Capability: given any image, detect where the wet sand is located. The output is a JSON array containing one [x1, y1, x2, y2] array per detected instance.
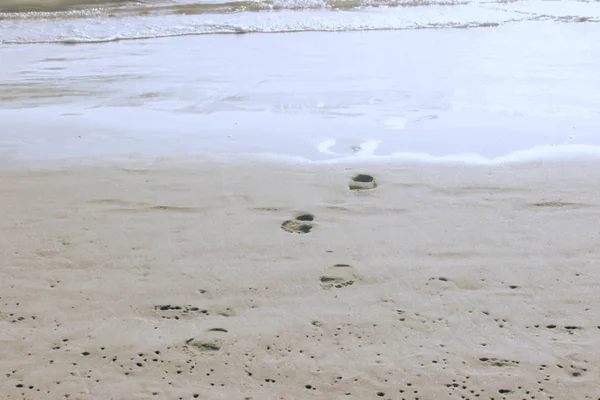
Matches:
[[2, 0, 600, 398], [1, 158, 600, 399]]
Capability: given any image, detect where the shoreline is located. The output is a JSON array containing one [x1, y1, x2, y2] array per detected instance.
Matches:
[[2, 23, 600, 163], [1, 158, 599, 399], [6, 140, 600, 170], [2, 2, 600, 397]]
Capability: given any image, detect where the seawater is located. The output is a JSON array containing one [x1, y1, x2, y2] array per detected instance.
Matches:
[[1, 0, 599, 163], [1, 0, 599, 44]]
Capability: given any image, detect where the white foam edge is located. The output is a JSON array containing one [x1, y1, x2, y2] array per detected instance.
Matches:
[[8, 144, 600, 171], [225, 144, 600, 166], [315, 139, 381, 156]]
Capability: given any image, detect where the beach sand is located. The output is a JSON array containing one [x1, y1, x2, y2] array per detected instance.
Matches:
[[1, 158, 600, 399]]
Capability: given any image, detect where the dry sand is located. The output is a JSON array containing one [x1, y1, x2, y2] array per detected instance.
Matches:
[[1, 158, 600, 400]]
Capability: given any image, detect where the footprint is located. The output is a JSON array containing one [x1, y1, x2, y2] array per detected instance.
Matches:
[[478, 357, 520, 367], [349, 174, 377, 191], [281, 214, 315, 234], [207, 328, 228, 333], [320, 264, 361, 290], [183, 338, 223, 356], [153, 305, 236, 320], [153, 305, 207, 320]]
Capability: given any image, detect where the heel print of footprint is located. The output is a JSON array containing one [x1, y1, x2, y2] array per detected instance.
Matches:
[[320, 264, 361, 290], [281, 214, 315, 234], [349, 174, 377, 191]]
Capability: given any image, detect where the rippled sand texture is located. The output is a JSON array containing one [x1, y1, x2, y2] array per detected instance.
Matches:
[[1, 160, 600, 399]]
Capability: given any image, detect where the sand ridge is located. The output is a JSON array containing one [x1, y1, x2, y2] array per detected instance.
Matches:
[[1, 160, 600, 399]]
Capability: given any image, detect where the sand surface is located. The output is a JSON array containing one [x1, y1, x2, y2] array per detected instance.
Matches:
[[1, 158, 600, 399]]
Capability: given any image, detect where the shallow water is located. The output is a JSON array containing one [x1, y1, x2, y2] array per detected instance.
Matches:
[[1, 0, 598, 43], [1, 0, 599, 163]]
